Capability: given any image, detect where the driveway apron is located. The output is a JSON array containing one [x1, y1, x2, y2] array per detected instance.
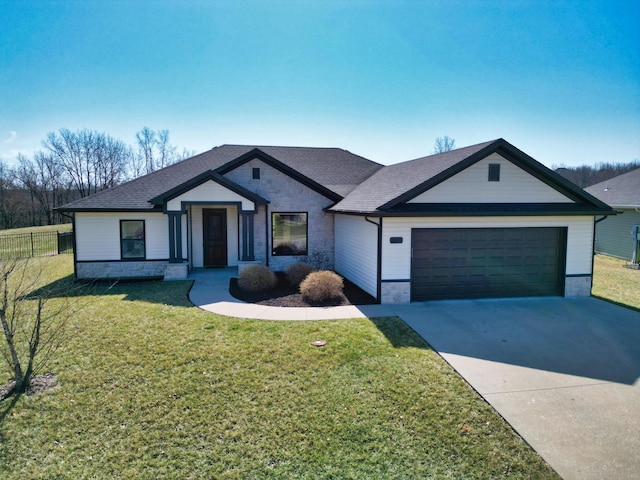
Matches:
[[395, 297, 640, 480]]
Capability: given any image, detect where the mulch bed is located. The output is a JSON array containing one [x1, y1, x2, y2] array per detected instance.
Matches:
[[229, 272, 376, 307]]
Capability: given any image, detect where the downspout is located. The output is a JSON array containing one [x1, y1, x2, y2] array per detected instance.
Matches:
[[60, 211, 77, 279], [365, 216, 382, 304]]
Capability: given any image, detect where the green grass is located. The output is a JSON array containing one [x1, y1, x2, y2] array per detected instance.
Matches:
[[0, 224, 72, 235], [592, 254, 640, 310], [0, 256, 559, 479], [0, 224, 73, 259]]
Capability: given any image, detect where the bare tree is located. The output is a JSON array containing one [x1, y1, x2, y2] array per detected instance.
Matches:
[[0, 259, 72, 398], [136, 126, 157, 174], [16, 152, 66, 225], [433, 135, 456, 154], [134, 127, 189, 175], [43, 128, 130, 198], [0, 160, 23, 229]]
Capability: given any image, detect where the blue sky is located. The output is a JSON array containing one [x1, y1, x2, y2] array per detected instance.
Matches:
[[1, 0, 638, 167]]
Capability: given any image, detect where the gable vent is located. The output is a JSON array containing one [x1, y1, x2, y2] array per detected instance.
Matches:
[[488, 164, 500, 182]]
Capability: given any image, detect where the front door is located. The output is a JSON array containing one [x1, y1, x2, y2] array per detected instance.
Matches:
[[203, 209, 227, 267]]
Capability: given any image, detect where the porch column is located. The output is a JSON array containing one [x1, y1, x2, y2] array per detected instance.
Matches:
[[175, 213, 183, 262], [168, 214, 176, 263], [167, 212, 183, 264], [241, 212, 255, 261]]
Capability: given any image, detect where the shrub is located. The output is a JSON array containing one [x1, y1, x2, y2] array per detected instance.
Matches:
[[285, 262, 315, 288], [299, 270, 344, 303], [237, 264, 277, 292]]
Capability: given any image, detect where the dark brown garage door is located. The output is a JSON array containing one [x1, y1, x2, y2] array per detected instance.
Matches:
[[411, 227, 566, 301]]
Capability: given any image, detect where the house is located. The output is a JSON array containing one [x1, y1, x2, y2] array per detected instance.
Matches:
[[59, 138, 615, 303], [585, 168, 640, 261]]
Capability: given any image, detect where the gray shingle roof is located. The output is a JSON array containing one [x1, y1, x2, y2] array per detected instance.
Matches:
[[59, 139, 614, 216], [59, 145, 383, 211], [331, 140, 497, 213], [332, 138, 614, 215], [584, 168, 640, 208]]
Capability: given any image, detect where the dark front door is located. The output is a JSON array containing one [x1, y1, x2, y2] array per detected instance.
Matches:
[[203, 209, 227, 267]]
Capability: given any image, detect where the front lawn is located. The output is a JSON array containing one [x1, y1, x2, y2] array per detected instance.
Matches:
[[0, 256, 557, 478]]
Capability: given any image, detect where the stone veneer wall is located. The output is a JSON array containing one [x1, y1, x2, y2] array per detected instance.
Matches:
[[76, 261, 168, 279], [381, 281, 411, 304], [223, 158, 336, 272], [564, 276, 591, 296]]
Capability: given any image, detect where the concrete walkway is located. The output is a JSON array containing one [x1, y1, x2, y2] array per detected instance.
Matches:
[[188, 268, 640, 479], [188, 267, 393, 320]]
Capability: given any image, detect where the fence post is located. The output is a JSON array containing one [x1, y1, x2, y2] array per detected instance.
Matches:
[[31, 232, 34, 257]]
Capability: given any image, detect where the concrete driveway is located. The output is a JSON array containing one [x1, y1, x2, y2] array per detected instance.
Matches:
[[393, 297, 640, 480]]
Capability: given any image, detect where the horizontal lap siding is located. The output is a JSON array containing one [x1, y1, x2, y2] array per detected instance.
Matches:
[[594, 209, 640, 260], [408, 154, 574, 204], [75, 212, 169, 261], [334, 215, 378, 298], [382, 216, 594, 281]]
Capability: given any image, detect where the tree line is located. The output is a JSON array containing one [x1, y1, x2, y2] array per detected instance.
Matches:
[[0, 128, 192, 229], [554, 161, 640, 188]]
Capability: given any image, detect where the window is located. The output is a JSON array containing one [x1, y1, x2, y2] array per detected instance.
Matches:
[[272, 213, 308, 256], [252, 167, 261, 179], [120, 220, 145, 259], [488, 163, 501, 182]]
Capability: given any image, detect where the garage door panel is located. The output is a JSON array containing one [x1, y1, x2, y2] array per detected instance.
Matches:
[[411, 227, 566, 300]]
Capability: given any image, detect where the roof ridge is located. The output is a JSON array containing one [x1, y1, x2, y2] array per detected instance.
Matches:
[[219, 144, 348, 150], [401, 139, 500, 164]]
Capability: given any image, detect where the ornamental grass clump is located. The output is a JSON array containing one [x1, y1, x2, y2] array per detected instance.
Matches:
[[285, 262, 315, 288], [237, 264, 277, 292], [299, 270, 344, 303]]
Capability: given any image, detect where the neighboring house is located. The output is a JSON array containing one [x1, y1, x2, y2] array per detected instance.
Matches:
[[59, 138, 614, 303], [585, 168, 640, 261]]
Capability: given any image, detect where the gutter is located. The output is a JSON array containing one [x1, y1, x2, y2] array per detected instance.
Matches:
[[365, 216, 382, 304]]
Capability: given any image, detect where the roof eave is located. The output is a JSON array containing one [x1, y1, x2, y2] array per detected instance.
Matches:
[[55, 207, 163, 213]]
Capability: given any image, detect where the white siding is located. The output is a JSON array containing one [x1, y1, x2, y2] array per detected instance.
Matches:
[[408, 154, 574, 204], [381, 216, 594, 280], [189, 205, 239, 267], [334, 214, 378, 297], [166, 180, 255, 211], [75, 212, 169, 261]]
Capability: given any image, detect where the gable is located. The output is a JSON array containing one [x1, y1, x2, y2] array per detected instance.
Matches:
[[165, 179, 258, 212], [407, 153, 574, 204], [216, 148, 343, 202], [222, 158, 337, 210]]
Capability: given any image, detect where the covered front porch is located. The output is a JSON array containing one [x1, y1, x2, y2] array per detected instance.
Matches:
[[151, 171, 269, 280]]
